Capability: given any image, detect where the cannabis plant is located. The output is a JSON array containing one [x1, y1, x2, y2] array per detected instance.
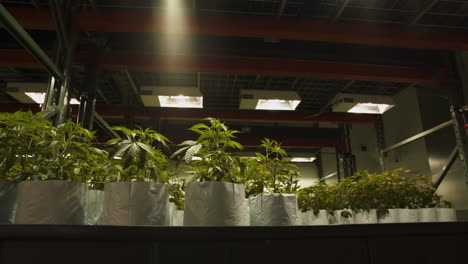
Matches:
[[76, 147, 120, 190], [171, 118, 243, 182], [341, 169, 449, 217], [38, 120, 98, 181], [0, 111, 97, 182], [255, 138, 300, 193], [297, 184, 330, 215], [235, 156, 267, 198], [0, 111, 52, 181], [107, 126, 171, 182], [168, 178, 186, 210]]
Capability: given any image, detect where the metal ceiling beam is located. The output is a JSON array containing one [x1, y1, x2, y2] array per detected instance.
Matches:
[[94, 112, 121, 139], [276, 0, 287, 18], [0, 5, 64, 81], [123, 69, 143, 106], [94, 52, 448, 85], [332, 0, 350, 23], [3, 7, 468, 50], [0, 49, 450, 85], [0, 104, 379, 125], [30, 0, 40, 9], [88, 0, 97, 12], [411, 0, 439, 25], [49, 0, 68, 49]]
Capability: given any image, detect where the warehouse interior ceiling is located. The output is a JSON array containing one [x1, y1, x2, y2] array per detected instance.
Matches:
[[0, 0, 464, 146]]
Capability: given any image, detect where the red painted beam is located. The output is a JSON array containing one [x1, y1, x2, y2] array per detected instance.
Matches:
[[95, 52, 444, 84], [5, 7, 468, 51], [3, 7, 55, 30], [0, 49, 445, 84]]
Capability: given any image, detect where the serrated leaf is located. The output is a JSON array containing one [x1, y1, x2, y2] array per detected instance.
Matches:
[[184, 144, 202, 163]]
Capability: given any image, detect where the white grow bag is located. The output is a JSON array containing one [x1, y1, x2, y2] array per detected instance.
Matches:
[[244, 198, 251, 226], [353, 209, 378, 224], [172, 210, 184, 226], [419, 208, 437, 222], [85, 190, 104, 225], [378, 209, 400, 223], [301, 210, 329, 225], [168, 203, 177, 226], [15, 180, 86, 224], [0, 179, 17, 224], [249, 193, 299, 226], [102, 182, 170, 226], [184, 181, 246, 226], [330, 210, 355, 225], [399, 208, 419, 223], [437, 208, 457, 222]]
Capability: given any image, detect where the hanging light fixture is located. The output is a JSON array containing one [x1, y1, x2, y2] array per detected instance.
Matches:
[[140, 86, 203, 108], [239, 90, 301, 111], [330, 93, 395, 114], [6, 82, 80, 105]]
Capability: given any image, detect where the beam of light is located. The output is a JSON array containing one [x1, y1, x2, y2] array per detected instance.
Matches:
[[161, 0, 190, 59]]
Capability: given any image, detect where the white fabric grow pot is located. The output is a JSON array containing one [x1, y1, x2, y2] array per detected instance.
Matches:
[[249, 193, 299, 226], [436, 208, 457, 222], [0, 179, 18, 224], [172, 210, 184, 226], [184, 181, 246, 226], [244, 198, 251, 226], [300, 212, 308, 225], [331, 210, 355, 225], [353, 210, 378, 224], [102, 182, 169, 226], [15, 181, 86, 224], [84, 189, 104, 225], [378, 209, 400, 223], [168, 203, 177, 226], [419, 208, 437, 222], [399, 208, 419, 223], [302, 210, 329, 225]]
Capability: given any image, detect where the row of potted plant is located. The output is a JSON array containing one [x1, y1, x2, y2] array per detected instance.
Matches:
[[0, 112, 301, 225], [0, 111, 456, 226], [297, 169, 456, 225]]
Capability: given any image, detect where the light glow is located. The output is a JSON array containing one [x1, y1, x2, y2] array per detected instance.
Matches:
[[191, 156, 202, 161], [69, 98, 81, 105], [255, 99, 301, 111], [158, 95, 203, 108], [25, 92, 45, 104], [347, 103, 394, 114], [289, 157, 316, 163], [25, 92, 80, 105]]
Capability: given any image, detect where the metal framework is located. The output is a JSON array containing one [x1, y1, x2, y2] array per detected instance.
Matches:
[[0, 2, 117, 137]]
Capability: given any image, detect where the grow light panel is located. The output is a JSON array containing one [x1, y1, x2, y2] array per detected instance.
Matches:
[[240, 90, 301, 111], [141, 86, 204, 108], [255, 99, 301, 111], [289, 157, 316, 163], [330, 93, 395, 115], [347, 103, 394, 114], [69, 98, 80, 105], [25, 92, 80, 105], [25, 92, 45, 104], [158, 95, 203, 108]]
